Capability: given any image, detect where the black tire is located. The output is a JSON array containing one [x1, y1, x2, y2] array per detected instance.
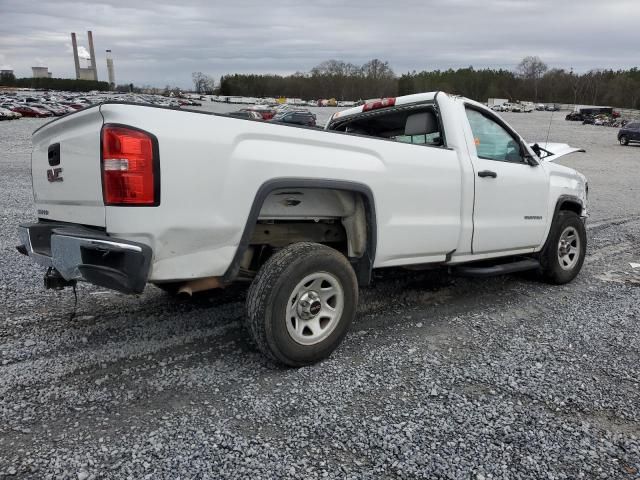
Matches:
[[620, 135, 629, 146], [246, 242, 358, 367], [538, 210, 586, 284]]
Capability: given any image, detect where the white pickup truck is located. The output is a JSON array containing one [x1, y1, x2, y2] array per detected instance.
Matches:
[[18, 92, 588, 366]]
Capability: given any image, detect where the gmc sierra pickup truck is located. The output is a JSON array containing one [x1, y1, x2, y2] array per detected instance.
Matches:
[[18, 92, 588, 366]]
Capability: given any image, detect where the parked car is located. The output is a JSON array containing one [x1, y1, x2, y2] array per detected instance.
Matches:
[[30, 104, 68, 116], [11, 105, 52, 117], [545, 104, 559, 112], [18, 91, 588, 366], [566, 111, 584, 121], [271, 110, 317, 127], [245, 105, 277, 120], [228, 110, 263, 120], [178, 99, 202, 107], [60, 102, 87, 110], [520, 102, 534, 113], [618, 121, 640, 145], [536, 104, 546, 111], [0, 107, 22, 120]]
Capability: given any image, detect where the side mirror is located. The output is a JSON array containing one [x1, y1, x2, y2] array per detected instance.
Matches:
[[531, 143, 542, 157], [520, 139, 539, 166]]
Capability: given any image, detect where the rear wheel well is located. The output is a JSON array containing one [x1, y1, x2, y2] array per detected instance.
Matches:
[[240, 187, 374, 285]]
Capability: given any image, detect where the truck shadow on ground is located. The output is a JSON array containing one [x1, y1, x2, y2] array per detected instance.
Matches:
[[69, 266, 542, 368]]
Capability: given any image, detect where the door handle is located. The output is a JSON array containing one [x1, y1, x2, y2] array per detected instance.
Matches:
[[478, 170, 497, 178]]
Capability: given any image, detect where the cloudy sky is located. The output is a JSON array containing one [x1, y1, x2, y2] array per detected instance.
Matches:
[[1, 0, 639, 88]]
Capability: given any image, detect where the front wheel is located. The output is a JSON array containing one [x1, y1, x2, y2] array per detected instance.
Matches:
[[620, 135, 629, 146], [539, 211, 586, 284], [246, 242, 358, 367]]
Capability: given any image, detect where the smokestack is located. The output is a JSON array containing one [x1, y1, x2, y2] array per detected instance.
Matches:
[[87, 30, 97, 81], [106, 49, 115, 88], [71, 32, 81, 79]]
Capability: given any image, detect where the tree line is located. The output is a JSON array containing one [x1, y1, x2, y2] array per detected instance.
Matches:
[[0, 73, 111, 92], [209, 57, 640, 109], [216, 59, 396, 100]]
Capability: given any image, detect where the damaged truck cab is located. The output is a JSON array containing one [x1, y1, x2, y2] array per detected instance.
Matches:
[[18, 92, 588, 366]]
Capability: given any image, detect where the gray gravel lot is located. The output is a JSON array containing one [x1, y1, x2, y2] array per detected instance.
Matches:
[[1, 110, 639, 479]]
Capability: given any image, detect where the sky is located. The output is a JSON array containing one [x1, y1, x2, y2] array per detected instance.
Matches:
[[1, 0, 639, 89]]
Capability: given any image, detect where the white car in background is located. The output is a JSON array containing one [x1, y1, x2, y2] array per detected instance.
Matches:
[[0, 106, 22, 120], [520, 102, 535, 113]]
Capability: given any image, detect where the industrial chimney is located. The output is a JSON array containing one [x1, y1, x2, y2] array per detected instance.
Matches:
[[71, 32, 81, 79], [87, 31, 98, 81], [71, 31, 99, 81], [106, 50, 115, 88]]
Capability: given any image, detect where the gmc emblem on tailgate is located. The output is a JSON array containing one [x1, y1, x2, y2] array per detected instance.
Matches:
[[47, 167, 63, 182]]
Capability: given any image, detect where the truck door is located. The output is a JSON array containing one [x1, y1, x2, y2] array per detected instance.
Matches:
[[464, 106, 549, 253]]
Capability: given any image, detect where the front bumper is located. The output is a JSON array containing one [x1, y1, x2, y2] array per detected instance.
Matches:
[[18, 222, 152, 294]]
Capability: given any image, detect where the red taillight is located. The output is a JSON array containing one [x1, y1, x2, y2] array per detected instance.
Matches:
[[362, 97, 396, 112], [101, 125, 159, 206]]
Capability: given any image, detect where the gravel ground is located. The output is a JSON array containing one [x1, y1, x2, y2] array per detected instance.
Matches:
[[1, 110, 639, 479]]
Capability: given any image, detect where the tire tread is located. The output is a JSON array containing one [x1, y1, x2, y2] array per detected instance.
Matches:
[[539, 210, 586, 284], [246, 242, 355, 366]]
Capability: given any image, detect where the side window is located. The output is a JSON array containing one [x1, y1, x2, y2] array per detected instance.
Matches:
[[465, 108, 523, 163]]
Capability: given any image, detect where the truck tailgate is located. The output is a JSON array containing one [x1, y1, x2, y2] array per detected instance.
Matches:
[[31, 106, 105, 227]]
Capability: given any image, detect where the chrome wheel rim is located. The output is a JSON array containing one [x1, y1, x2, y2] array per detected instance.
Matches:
[[557, 226, 581, 270], [286, 272, 344, 346]]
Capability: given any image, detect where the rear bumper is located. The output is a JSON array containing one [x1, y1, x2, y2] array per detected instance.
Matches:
[[18, 222, 152, 294]]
